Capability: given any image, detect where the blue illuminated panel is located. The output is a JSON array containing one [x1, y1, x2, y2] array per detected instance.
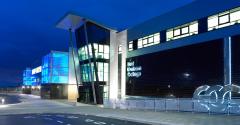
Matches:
[[23, 68, 34, 86], [42, 52, 69, 84]]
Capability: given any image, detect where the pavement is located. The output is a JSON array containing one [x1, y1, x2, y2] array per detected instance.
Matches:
[[0, 94, 240, 125]]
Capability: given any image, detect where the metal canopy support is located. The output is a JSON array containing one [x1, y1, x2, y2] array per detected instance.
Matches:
[[83, 21, 97, 104], [68, 29, 80, 99]]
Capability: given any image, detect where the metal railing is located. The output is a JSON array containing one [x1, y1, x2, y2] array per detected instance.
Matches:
[[104, 98, 240, 115]]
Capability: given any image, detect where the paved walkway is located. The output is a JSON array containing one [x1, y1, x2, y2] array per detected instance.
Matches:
[[0, 94, 240, 125]]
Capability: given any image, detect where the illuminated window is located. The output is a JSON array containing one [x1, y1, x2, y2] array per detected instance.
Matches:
[[78, 43, 109, 83], [118, 45, 122, 54], [167, 21, 198, 41], [78, 43, 109, 60], [104, 45, 109, 59], [154, 33, 160, 43], [137, 33, 160, 49], [81, 62, 109, 82], [208, 7, 240, 31], [128, 41, 133, 51], [42, 52, 69, 84]]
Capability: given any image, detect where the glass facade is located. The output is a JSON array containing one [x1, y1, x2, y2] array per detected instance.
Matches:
[[208, 7, 240, 31], [75, 22, 110, 104], [126, 40, 223, 97], [128, 41, 133, 51], [42, 52, 69, 84], [78, 43, 109, 61], [23, 68, 34, 86], [78, 43, 109, 83], [80, 62, 109, 82]]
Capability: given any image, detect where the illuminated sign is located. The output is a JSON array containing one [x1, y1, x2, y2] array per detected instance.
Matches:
[[32, 66, 42, 75], [127, 61, 142, 78]]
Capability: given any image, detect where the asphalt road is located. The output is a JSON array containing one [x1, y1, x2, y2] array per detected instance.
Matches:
[[0, 113, 150, 125]]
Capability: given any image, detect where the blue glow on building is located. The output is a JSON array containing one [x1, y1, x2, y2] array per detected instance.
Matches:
[[42, 51, 69, 84], [23, 68, 34, 86]]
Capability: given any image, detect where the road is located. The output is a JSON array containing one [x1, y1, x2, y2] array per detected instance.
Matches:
[[0, 113, 149, 125], [0, 94, 151, 125]]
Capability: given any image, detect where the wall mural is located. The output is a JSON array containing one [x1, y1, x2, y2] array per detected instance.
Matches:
[[193, 84, 240, 112]]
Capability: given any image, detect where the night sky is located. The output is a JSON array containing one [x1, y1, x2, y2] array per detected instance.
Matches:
[[0, 0, 193, 87]]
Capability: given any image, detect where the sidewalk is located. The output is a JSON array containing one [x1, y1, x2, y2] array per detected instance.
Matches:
[[0, 95, 240, 125], [55, 100, 240, 125]]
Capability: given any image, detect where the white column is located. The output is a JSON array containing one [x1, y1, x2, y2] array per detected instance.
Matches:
[[109, 30, 119, 99], [68, 31, 80, 101], [118, 30, 128, 99]]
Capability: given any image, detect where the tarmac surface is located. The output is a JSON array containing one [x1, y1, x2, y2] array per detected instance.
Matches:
[[0, 113, 149, 125], [0, 94, 240, 125]]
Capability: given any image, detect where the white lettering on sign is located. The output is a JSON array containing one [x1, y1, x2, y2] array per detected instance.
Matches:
[[127, 61, 142, 78]]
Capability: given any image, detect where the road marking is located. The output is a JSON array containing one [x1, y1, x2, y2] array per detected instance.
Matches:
[[42, 115, 51, 117], [67, 116, 78, 119], [57, 120, 64, 124], [23, 116, 35, 119], [44, 117, 53, 120], [56, 115, 65, 117], [85, 119, 94, 122], [93, 121, 106, 125]]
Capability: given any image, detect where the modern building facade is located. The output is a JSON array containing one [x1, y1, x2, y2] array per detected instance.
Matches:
[[22, 51, 78, 99], [57, 0, 240, 104]]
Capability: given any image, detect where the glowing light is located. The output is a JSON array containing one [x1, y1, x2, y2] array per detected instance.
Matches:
[[32, 66, 42, 75], [183, 72, 190, 77], [42, 52, 69, 84], [22, 86, 25, 89], [1, 99, 5, 104], [37, 85, 41, 90]]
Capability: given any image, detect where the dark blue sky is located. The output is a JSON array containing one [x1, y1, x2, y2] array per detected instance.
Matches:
[[0, 0, 193, 86]]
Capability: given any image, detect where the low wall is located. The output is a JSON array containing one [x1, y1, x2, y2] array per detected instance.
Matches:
[[104, 98, 240, 115]]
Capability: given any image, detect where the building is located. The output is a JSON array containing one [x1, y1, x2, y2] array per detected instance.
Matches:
[[56, 0, 240, 104], [22, 51, 77, 100]]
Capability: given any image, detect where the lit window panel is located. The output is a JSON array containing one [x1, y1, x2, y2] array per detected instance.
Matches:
[[118, 45, 122, 53], [98, 62, 104, 72], [174, 29, 181, 36], [208, 7, 240, 31], [94, 43, 98, 51], [189, 22, 198, 33], [230, 10, 240, 22], [138, 39, 143, 48], [154, 33, 160, 43], [142, 39, 148, 45], [104, 72, 108, 81], [181, 27, 189, 34], [129, 41, 133, 51], [99, 44, 104, 53], [104, 63, 109, 72], [166, 30, 173, 41], [219, 14, 230, 24], [104, 45, 109, 54], [148, 36, 154, 43], [98, 72, 104, 81]]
